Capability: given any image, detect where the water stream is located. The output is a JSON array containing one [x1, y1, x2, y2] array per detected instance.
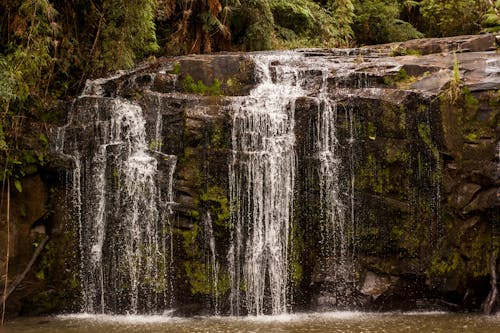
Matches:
[[56, 97, 176, 314], [227, 53, 359, 314], [228, 54, 301, 315]]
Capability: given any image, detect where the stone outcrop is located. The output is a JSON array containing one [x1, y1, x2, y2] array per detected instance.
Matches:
[[1, 34, 498, 316]]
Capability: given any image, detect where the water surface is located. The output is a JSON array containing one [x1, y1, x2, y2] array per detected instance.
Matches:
[[3, 312, 500, 333]]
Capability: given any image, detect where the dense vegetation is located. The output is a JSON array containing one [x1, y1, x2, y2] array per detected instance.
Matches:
[[0, 0, 499, 182]]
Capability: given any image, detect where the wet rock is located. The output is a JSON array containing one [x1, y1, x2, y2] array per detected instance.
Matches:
[[410, 69, 453, 92], [369, 34, 496, 55], [462, 187, 499, 214], [178, 54, 256, 95], [449, 183, 482, 210], [360, 272, 399, 298]]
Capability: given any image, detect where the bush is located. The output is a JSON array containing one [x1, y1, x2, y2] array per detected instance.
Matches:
[[419, 0, 489, 37], [352, 0, 423, 45]]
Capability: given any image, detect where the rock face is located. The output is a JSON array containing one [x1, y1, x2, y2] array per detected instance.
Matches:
[[1, 34, 498, 316]]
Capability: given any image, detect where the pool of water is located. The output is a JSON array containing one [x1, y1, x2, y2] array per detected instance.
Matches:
[[2, 312, 500, 333]]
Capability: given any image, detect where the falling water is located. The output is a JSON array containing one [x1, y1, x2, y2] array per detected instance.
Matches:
[[203, 212, 220, 315], [314, 71, 357, 306], [228, 54, 302, 315], [228, 53, 361, 315], [56, 97, 175, 314]]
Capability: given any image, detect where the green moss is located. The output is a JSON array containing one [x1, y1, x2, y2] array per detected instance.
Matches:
[[356, 153, 391, 194], [390, 226, 403, 239], [148, 140, 163, 151], [367, 121, 376, 140], [200, 185, 230, 227], [429, 250, 464, 276], [399, 108, 406, 130], [463, 87, 479, 116], [210, 123, 224, 148], [189, 209, 200, 220], [418, 123, 439, 161], [467, 234, 490, 278], [385, 145, 409, 164], [383, 68, 415, 87], [390, 46, 422, 56], [19, 204, 27, 217], [183, 258, 231, 296], [173, 62, 181, 75], [183, 75, 221, 96], [180, 223, 201, 257], [225, 77, 243, 95], [291, 258, 303, 284], [488, 90, 500, 108], [184, 261, 212, 295], [177, 147, 202, 189]]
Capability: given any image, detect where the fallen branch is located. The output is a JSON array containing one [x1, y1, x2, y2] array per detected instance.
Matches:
[[483, 251, 498, 315], [1, 236, 50, 303]]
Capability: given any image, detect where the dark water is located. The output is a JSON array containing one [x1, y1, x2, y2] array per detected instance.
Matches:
[[2, 312, 500, 333]]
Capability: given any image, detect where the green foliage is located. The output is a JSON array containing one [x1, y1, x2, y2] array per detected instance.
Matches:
[[172, 63, 181, 75], [14, 179, 22, 193], [0, 0, 58, 115], [0, 0, 162, 190], [329, 0, 356, 46], [482, 0, 500, 33], [229, 0, 276, 51], [390, 45, 422, 56], [100, 0, 159, 71], [384, 68, 409, 84], [443, 53, 462, 104], [419, 0, 489, 36], [271, 0, 353, 48], [352, 0, 423, 45]]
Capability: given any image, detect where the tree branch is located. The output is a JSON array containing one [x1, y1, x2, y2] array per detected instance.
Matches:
[[483, 251, 498, 315], [1, 236, 50, 310]]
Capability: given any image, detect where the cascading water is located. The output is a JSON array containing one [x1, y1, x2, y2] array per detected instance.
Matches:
[[56, 96, 176, 314], [314, 71, 357, 306], [227, 53, 357, 315], [203, 212, 220, 315], [55, 53, 362, 316], [228, 54, 302, 315]]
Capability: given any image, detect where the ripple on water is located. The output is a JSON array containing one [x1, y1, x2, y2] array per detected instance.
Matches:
[[15, 312, 496, 333], [57, 311, 183, 325]]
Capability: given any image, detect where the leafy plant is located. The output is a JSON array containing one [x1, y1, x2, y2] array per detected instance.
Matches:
[[482, 0, 500, 32], [352, 0, 423, 45], [419, 0, 489, 36], [183, 75, 222, 95]]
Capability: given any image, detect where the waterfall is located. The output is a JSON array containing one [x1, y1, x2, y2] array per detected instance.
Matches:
[[227, 53, 359, 315], [203, 212, 220, 315], [56, 97, 176, 314], [315, 74, 356, 305], [228, 54, 302, 315]]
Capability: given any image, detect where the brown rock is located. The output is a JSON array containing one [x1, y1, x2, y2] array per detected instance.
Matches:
[[462, 187, 499, 214], [360, 271, 399, 297], [449, 183, 482, 210]]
